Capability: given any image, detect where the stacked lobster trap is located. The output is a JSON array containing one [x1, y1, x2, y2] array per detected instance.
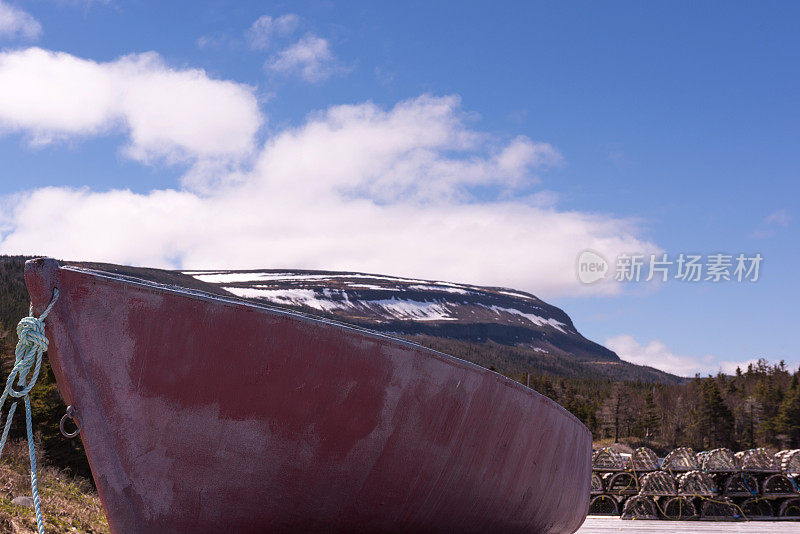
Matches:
[[589, 447, 800, 520]]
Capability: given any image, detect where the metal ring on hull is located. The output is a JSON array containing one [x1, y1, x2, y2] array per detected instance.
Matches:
[[60, 405, 81, 438]]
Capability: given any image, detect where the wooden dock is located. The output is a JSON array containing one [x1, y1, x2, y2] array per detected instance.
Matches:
[[577, 516, 800, 533]]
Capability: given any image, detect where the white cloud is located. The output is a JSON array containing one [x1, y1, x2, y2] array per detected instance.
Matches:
[[246, 14, 299, 50], [0, 89, 659, 299], [267, 34, 342, 82], [606, 334, 721, 376], [607, 335, 799, 377], [0, 1, 41, 40], [58, 0, 110, 6], [764, 209, 791, 227], [196, 34, 225, 50], [751, 208, 791, 239], [717, 359, 760, 375], [0, 48, 261, 164]]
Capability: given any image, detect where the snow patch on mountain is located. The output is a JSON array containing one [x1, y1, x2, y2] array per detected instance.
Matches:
[[194, 271, 434, 286], [487, 305, 568, 333], [407, 284, 472, 294], [186, 269, 577, 335], [224, 287, 455, 321], [190, 272, 296, 283], [367, 298, 454, 321], [224, 287, 346, 312]]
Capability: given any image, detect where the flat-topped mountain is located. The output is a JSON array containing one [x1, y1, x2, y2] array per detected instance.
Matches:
[[183, 269, 620, 363], [0, 256, 679, 383]]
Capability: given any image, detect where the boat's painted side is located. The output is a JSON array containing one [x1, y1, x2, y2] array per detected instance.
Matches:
[[25, 258, 591, 533]]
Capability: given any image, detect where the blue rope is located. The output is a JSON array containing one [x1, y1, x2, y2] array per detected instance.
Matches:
[[740, 471, 757, 497], [789, 474, 800, 493], [0, 289, 59, 534]]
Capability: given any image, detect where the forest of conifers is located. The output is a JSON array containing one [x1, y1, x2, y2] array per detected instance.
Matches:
[[520, 360, 800, 453]]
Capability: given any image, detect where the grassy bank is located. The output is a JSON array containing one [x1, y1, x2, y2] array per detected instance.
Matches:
[[0, 440, 107, 533]]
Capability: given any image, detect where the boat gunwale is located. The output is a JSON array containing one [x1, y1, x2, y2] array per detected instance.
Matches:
[[56, 263, 589, 433]]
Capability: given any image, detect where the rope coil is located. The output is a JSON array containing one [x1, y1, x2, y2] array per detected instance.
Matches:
[[0, 289, 59, 534]]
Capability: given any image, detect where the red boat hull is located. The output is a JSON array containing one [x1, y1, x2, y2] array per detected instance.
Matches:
[[25, 258, 590, 533]]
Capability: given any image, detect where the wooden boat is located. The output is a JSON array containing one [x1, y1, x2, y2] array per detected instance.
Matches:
[[25, 258, 591, 533]]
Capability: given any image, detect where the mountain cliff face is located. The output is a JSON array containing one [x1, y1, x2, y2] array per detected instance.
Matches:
[[182, 269, 620, 362]]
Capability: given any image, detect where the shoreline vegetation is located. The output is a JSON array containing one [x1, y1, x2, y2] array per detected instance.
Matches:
[[521, 359, 800, 455], [0, 440, 107, 533]]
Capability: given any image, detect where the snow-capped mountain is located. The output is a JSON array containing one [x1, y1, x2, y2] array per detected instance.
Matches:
[[183, 269, 619, 362]]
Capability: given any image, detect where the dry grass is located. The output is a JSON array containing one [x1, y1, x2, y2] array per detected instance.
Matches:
[[0, 440, 108, 533], [593, 439, 634, 454]]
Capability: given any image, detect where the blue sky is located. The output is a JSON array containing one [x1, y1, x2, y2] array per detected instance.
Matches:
[[0, 1, 797, 375]]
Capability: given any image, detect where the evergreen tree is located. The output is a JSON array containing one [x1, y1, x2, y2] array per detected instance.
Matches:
[[755, 377, 784, 446], [775, 376, 800, 447], [700, 380, 734, 448], [599, 385, 623, 442], [634, 390, 660, 441]]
